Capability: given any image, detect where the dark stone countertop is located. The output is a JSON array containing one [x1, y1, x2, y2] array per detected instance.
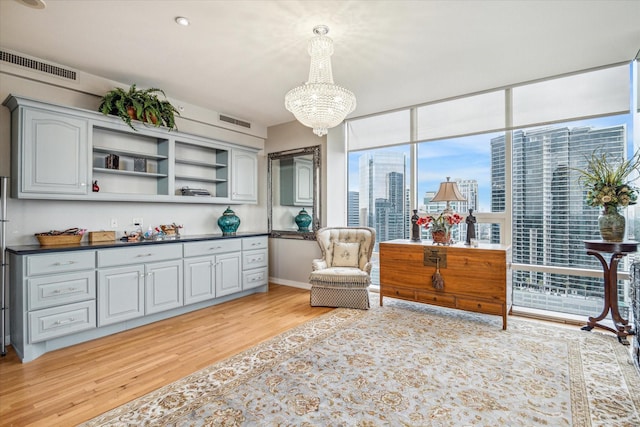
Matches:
[[6, 232, 270, 255]]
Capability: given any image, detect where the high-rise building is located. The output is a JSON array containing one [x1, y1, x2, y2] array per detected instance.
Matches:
[[348, 191, 360, 226], [491, 137, 506, 244], [358, 152, 407, 246], [501, 124, 627, 315]]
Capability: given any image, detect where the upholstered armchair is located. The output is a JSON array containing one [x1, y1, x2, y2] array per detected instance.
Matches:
[[309, 227, 376, 309]]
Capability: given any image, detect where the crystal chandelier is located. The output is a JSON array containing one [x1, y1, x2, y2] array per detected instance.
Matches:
[[285, 25, 356, 137]]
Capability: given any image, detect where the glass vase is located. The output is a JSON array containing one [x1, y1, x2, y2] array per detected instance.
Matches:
[[598, 205, 625, 242]]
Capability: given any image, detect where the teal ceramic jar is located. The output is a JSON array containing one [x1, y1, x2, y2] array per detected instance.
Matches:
[[218, 206, 240, 235], [295, 208, 312, 232]]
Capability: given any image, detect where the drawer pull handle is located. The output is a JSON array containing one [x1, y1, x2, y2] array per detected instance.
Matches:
[[52, 287, 79, 294], [54, 317, 78, 326], [209, 246, 222, 250], [136, 253, 153, 257], [54, 261, 76, 266]]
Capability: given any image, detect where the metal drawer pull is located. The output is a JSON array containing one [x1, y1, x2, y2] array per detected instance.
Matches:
[[136, 253, 153, 257], [54, 317, 78, 326], [209, 246, 222, 250], [54, 261, 76, 266], [52, 287, 79, 294]]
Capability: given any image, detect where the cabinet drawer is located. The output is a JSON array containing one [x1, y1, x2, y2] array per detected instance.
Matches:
[[242, 249, 268, 270], [28, 300, 96, 343], [98, 244, 182, 267], [242, 236, 268, 251], [416, 291, 456, 308], [183, 239, 242, 257], [243, 267, 268, 290], [457, 298, 504, 315], [27, 251, 95, 276], [381, 286, 415, 300], [28, 271, 96, 310]]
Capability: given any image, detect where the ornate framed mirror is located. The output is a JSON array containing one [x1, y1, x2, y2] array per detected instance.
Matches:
[[268, 145, 321, 239]]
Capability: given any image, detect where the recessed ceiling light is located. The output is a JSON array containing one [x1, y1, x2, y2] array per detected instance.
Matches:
[[175, 16, 190, 26], [14, 0, 46, 9]]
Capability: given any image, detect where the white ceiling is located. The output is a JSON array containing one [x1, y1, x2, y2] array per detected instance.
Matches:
[[1, 0, 639, 130]]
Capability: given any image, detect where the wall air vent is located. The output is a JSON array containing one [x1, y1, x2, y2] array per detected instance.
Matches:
[[0, 50, 77, 81], [219, 114, 251, 129]]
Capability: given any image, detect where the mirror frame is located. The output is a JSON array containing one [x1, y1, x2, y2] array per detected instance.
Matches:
[[268, 145, 321, 240]]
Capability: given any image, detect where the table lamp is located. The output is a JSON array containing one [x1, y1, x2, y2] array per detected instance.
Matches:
[[430, 177, 466, 214]]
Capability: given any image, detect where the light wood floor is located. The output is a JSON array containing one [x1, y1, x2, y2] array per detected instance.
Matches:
[[0, 284, 332, 427]]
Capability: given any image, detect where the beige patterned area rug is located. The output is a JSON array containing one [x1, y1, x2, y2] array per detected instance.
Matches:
[[80, 298, 640, 427]]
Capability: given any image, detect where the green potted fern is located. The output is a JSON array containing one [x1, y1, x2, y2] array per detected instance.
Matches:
[[98, 84, 180, 131]]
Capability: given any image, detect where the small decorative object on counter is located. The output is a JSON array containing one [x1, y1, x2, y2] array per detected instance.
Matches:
[[294, 208, 312, 232], [35, 228, 86, 246], [410, 209, 421, 241], [218, 206, 240, 235], [92, 180, 99, 192], [160, 223, 182, 238]]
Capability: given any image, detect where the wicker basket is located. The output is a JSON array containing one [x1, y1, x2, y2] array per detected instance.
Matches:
[[36, 234, 82, 246]]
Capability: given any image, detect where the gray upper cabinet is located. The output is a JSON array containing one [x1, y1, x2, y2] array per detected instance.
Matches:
[[20, 107, 89, 195], [231, 149, 258, 203], [3, 95, 259, 204]]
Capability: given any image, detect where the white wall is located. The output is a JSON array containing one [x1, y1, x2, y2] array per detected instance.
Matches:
[[0, 58, 269, 246]]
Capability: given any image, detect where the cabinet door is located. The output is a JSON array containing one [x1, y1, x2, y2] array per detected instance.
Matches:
[[293, 157, 313, 206], [21, 108, 89, 195], [184, 256, 215, 305], [98, 266, 144, 326], [231, 150, 257, 203], [145, 260, 183, 314], [280, 157, 313, 206], [215, 252, 242, 297]]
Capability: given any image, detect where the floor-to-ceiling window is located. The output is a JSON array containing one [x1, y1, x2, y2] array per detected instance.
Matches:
[[346, 60, 638, 319]]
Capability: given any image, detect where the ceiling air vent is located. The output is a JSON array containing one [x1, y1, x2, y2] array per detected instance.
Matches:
[[0, 50, 77, 81], [219, 114, 251, 129]]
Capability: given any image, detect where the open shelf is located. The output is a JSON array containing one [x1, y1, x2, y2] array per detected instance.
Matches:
[[94, 146, 168, 161], [93, 167, 167, 178]]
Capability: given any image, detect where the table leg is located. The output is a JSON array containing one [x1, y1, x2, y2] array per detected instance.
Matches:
[[582, 250, 633, 345]]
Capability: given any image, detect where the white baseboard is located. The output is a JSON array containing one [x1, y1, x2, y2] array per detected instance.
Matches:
[[269, 277, 311, 290]]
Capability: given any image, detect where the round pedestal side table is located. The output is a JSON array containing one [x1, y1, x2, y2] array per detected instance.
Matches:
[[582, 240, 638, 345]]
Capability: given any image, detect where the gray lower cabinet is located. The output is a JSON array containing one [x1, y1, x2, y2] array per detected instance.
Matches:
[[9, 250, 97, 362], [97, 245, 183, 325], [9, 235, 268, 362], [97, 265, 145, 326], [183, 239, 242, 303], [242, 236, 268, 290]]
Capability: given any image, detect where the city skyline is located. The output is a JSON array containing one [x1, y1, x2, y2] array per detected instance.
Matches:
[[348, 114, 634, 214]]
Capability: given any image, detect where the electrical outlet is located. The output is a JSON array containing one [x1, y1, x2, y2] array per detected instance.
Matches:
[[110, 218, 118, 228], [133, 217, 143, 226]]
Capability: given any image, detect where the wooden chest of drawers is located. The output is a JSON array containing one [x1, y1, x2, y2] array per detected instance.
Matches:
[[379, 240, 512, 329]]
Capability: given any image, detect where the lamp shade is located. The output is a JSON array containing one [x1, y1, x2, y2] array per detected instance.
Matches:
[[431, 177, 466, 202]]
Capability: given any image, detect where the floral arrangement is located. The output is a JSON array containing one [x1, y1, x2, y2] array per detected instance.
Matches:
[[417, 211, 463, 232], [576, 149, 640, 210]]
